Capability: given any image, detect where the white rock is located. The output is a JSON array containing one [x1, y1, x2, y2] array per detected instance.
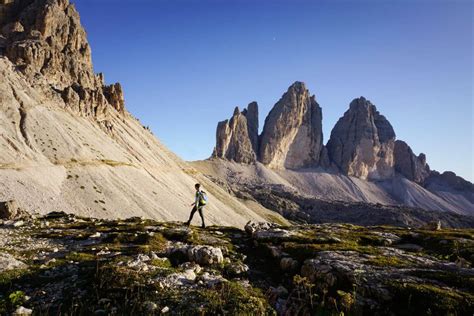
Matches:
[[13, 306, 33, 315], [0, 252, 27, 272]]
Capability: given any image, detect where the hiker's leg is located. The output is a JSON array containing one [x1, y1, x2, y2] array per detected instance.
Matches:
[[187, 206, 197, 224], [198, 207, 205, 227]]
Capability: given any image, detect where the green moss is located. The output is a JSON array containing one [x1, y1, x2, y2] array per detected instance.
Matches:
[[281, 241, 380, 262], [150, 258, 172, 269], [197, 281, 275, 315], [66, 252, 96, 262], [0, 268, 31, 286], [366, 255, 407, 267], [388, 281, 474, 315]]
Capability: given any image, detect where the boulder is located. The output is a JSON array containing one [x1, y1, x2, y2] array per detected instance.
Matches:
[[0, 200, 28, 220], [187, 245, 224, 265], [0, 252, 27, 272], [244, 221, 277, 236]]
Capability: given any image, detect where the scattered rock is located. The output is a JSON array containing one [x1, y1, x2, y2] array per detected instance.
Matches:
[[12, 306, 33, 316], [0, 252, 27, 272], [0, 200, 28, 220], [280, 257, 299, 271], [187, 245, 224, 265]]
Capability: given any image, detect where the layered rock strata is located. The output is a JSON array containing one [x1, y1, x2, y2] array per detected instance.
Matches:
[[0, 0, 124, 119]]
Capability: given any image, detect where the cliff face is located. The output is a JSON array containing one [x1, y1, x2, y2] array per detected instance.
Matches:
[[213, 103, 259, 164], [213, 82, 326, 169], [394, 140, 430, 184], [326, 97, 396, 180], [0, 0, 124, 119], [259, 82, 325, 169]]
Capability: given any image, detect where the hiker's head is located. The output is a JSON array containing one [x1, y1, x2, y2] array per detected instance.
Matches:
[[195, 183, 201, 191]]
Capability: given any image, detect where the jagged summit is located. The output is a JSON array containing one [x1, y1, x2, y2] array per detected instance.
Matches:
[[0, 0, 124, 119], [259, 81, 325, 169], [213, 81, 326, 169], [327, 96, 396, 180], [207, 82, 474, 216], [212, 102, 259, 164]]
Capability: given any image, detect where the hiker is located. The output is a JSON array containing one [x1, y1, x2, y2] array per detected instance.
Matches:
[[185, 183, 207, 228]]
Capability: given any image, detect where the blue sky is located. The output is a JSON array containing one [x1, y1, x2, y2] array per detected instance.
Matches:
[[74, 0, 473, 181]]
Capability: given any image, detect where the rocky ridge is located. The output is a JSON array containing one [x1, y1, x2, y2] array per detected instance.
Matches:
[[209, 83, 473, 216], [0, 0, 284, 226], [213, 82, 327, 169], [0, 0, 124, 121]]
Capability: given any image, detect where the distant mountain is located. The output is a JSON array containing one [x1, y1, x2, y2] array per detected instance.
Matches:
[[203, 82, 473, 217], [0, 0, 286, 226]]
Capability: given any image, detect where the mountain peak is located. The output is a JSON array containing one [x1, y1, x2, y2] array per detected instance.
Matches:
[[0, 0, 125, 118]]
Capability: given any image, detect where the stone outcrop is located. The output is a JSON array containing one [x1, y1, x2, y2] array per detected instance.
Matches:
[[394, 140, 430, 184], [212, 103, 259, 164], [0, 200, 28, 220], [0, 0, 124, 118], [259, 82, 325, 169], [326, 97, 396, 180]]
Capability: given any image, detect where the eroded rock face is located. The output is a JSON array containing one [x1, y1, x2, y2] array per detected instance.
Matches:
[[259, 82, 324, 169], [0, 0, 124, 118], [394, 140, 430, 184], [213, 103, 259, 164], [327, 97, 396, 180]]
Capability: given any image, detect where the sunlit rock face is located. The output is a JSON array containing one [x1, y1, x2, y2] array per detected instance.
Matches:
[[1, 0, 124, 118], [327, 97, 396, 180], [259, 81, 325, 169], [213, 102, 259, 164]]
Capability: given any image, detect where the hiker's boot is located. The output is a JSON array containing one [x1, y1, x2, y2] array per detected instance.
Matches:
[[201, 223, 206, 229], [185, 221, 190, 227]]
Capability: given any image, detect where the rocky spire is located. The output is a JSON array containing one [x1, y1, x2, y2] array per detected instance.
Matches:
[[326, 97, 396, 180], [394, 140, 430, 184], [212, 103, 259, 164], [0, 0, 125, 117], [259, 82, 324, 169]]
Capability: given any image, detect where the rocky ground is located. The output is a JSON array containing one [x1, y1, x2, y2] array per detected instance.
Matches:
[[0, 212, 473, 315], [211, 177, 474, 229]]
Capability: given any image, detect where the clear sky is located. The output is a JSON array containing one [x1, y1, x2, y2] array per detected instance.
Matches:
[[73, 0, 473, 182]]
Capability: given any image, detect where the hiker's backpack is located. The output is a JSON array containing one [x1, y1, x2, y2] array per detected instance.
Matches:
[[199, 191, 208, 205]]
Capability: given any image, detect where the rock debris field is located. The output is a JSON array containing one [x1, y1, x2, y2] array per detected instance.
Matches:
[[0, 212, 473, 315]]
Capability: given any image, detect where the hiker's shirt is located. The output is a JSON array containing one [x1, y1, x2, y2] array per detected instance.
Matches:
[[195, 191, 203, 208]]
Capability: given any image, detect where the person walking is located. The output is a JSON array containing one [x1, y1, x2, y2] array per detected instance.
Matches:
[[185, 183, 207, 228]]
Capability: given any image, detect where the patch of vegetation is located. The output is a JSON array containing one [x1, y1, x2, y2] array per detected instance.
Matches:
[[387, 281, 474, 315], [366, 255, 407, 267]]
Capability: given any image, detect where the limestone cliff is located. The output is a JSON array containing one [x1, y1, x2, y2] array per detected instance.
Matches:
[[326, 97, 396, 180], [259, 82, 325, 169], [0, 0, 124, 118], [212, 103, 259, 164], [394, 140, 430, 184]]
